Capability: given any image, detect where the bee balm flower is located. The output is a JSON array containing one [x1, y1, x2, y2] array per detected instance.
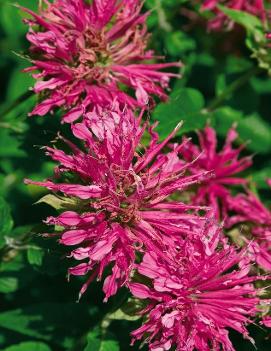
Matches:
[[22, 0, 181, 122], [181, 125, 252, 218], [130, 246, 264, 351], [226, 191, 271, 271], [25, 107, 210, 301]]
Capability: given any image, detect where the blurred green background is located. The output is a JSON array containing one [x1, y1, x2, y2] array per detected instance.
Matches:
[[0, 1, 270, 350]]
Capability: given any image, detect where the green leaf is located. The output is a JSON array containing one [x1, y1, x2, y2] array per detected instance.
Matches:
[[109, 309, 140, 322], [238, 114, 271, 153], [0, 277, 18, 293], [212, 108, 271, 153], [152, 88, 207, 139], [251, 166, 271, 189], [217, 5, 264, 35], [165, 31, 196, 56], [0, 1, 37, 39], [27, 247, 44, 267], [84, 329, 119, 351], [217, 5, 271, 74], [3, 342, 51, 351], [211, 107, 243, 135], [35, 194, 80, 210], [0, 130, 26, 157], [7, 63, 34, 102], [0, 197, 13, 247], [0, 303, 92, 347]]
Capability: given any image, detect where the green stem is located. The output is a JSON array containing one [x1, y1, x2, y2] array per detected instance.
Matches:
[[207, 66, 261, 111], [155, 0, 172, 32], [0, 90, 34, 119]]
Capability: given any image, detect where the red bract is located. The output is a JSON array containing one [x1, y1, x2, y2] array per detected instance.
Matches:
[[181, 125, 252, 218], [226, 191, 271, 271], [25, 107, 210, 301], [130, 246, 264, 351], [21, 0, 181, 122], [201, 0, 266, 31]]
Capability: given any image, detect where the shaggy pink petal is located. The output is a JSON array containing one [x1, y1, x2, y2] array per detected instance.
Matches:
[[130, 247, 264, 351], [24, 179, 102, 199], [181, 125, 252, 218], [226, 192, 271, 271], [261, 317, 271, 328], [22, 0, 180, 120], [26, 107, 212, 300]]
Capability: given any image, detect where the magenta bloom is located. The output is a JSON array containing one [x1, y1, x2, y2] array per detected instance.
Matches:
[[25, 107, 209, 300], [201, 0, 266, 31], [130, 246, 263, 351], [181, 125, 252, 218], [22, 0, 180, 122], [226, 192, 271, 271], [261, 316, 271, 328]]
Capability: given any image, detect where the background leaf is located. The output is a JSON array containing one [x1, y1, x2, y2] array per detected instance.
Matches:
[[84, 329, 120, 351], [0, 196, 13, 246], [3, 341, 51, 351], [153, 88, 206, 138]]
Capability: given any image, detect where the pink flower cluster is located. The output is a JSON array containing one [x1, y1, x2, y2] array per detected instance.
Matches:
[[22, 0, 180, 122], [201, 0, 266, 31], [130, 247, 263, 351], [26, 107, 211, 301], [181, 125, 252, 218], [22, 1, 270, 350]]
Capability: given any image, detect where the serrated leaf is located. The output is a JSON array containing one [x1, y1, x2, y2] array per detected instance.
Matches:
[[153, 88, 207, 139], [0, 277, 18, 293], [3, 341, 51, 351]]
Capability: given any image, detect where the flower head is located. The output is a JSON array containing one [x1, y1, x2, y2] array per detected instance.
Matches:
[[226, 191, 271, 271], [22, 0, 180, 122], [201, 0, 266, 31], [25, 107, 210, 300], [181, 125, 252, 218], [130, 246, 264, 351]]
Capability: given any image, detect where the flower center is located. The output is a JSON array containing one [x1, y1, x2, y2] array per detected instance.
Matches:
[[71, 28, 112, 82]]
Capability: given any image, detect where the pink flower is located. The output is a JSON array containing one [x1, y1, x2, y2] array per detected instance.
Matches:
[[181, 125, 252, 218], [261, 316, 271, 328], [25, 107, 210, 300], [130, 246, 264, 351], [201, 0, 266, 31], [21, 0, 181, 122], [226, 192, 271, 271]]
